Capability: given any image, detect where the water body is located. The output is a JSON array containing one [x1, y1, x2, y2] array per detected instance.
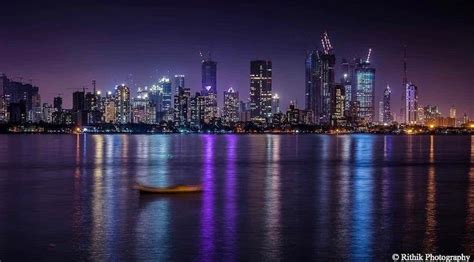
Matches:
[[0, 134, 472, 261]]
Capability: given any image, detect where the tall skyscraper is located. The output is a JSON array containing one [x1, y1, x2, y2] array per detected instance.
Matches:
[[53, 96, 63, 112], [223, 87, 239, 124], [449, 105, 456, 119], [305, 50, 321, 124], [305, 32, 336, 125], [250, 60, 272, 121], [272, 93, 280, 114], [383, 85, 391, 124], [174, 75, 185, 95], [174, 87, 191, 127], [159, 77, 173, 121], [331, 84, 345, 126], [201, 60, 217, 96], [400, 45, 408, 123], [355, 60, 376, 123], [405, 83, 418, 124], [341, 58, 355, 116], [115, 84, 131, 124], [378, 101, 384, 123]]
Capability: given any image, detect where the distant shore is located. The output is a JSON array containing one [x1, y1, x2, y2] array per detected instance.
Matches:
[[0, 123, 473, 135]]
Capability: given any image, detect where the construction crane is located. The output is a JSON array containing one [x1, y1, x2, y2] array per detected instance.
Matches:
[[199, 49, 211, 62], [366, 48, 372, 63], [321, 31, 333, 54]]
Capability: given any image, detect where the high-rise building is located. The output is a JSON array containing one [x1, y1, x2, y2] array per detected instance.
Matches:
[[405, 83, 418, 124], [1, 74, 39, 118], [223, 87, 239, 124], [201, 60, 217, 96], [115, 84, 131, 124], [132, 87, 156, 124], [53, 96, 63, 112], [378, 101, 384, 123], [104, 91, 116, 124], [331, 84, 345, 126], [449, 105, 456, 119], [250, 60, 272, 122], [305, 50, 321, 124], [159, 77, 173, 121], [190, 92, 206, 128], [174, 87, 191, 127], [174, 75, 185, 95], [383, 85, 391, 124], [355, 61, 376, 123], [341, 59, 356, 117], [272, 93, 280, 114]]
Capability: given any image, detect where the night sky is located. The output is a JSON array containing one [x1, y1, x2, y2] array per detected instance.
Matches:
[[1, 0, 473, 117]]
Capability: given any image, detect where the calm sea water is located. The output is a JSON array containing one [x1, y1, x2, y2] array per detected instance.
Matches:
[[0, 134, 473, 261]]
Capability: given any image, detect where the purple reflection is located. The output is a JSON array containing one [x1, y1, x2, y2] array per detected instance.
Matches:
[[223, 135, 237, 260], [200, 135, 215, 262]]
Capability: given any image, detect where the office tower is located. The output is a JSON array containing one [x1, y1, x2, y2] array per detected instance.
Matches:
[[0, 74, 39, 119], [115, 84, 131, 124], [341, 58, 355, 116], [200, 58, 218, 123], [72, 91, 86, 125], [331, 84, 345, 126], [286, 101, 300, 126], [355, 59, 376, 123], [53, 96, 63, 112], [320, 32, 336, 125], [223, 87, 239, 124], [31, 93, 42, 123], [449, 105, 456, 119], [378, 101, 384, 123], [250, 60, 272, 122], [159, 77, 173, 121], [149, 83, 163, 122], [400, 45, 408, 123], [8, 100, 27, 124], [103, 91, 116, 124], [201, 59, 217, 96], [405, 83, 418, 124], [190, 92, 205, 128], [305, 50, 321, 124], [42, 103, 53, 123], [174, 75, 185, 95], [383, 85, 391, 124], [174, 87, 191, 127], [132, 87, 156, 124], [272, 93, 280, 114]]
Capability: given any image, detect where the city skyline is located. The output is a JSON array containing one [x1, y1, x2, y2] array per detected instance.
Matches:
[[0, 1, 473, 115]]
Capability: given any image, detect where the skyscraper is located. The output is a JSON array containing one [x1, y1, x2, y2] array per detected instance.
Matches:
[[53, 96, 63, 112], [449, 105, 456, 119], [355, 60, 376, 123], [174, 75, 185, 95], [201, 60, 217, 96], [159, 77, 173, 121], [272, 93, 280, 114], [400, 45, 408, 123], [223, 87, 239, 124], [305, 50, 321, 124], [331, 84, 345, 126], [115, 84, 131, 124], [174, 87, 191, 127], [383, 85, 392, 124], [250, 60, 272, 122], [405, 83, 418, 124], [320, 32, 336, 125]]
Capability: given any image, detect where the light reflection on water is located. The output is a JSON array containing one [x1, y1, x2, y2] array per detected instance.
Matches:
[[0, 134, 473, 261]]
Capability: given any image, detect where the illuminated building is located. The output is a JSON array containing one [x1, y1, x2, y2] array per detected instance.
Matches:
[[42, 103, 53, 123], [223, 87, 239, 124], [331, 84, 346, 126], [272, 93, 280, 114], [449, 105, 456, 119], [201, 59, 218, 123], [132, 87, 156, 124], [0, 74, 39, 120], [286, 102, 300, 126], [159, 77, 173, 121], [250, 60, 272, 122], [355, 60, 376, 123], [305, 50, 321, 124], [190, 92, 205, 128], [103, 91, 116, 124], [378, 101, 384, 124], [174, 87, 191, 127], [115, 84, 131, 124], [53, 96, 62, 112], [405, 83, 418, 124], [383, 85, 391, 124], [174, 75, 185, 95]]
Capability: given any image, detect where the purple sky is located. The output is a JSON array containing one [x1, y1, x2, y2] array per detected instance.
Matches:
[[1, 0, 473, 117]]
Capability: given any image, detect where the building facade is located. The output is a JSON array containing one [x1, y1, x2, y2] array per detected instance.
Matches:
[[249, 60, 272, 122]]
